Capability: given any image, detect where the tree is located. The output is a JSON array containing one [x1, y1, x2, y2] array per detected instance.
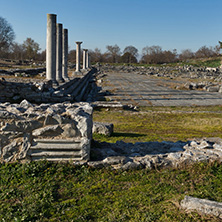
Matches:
[[123, 45, 138, 63], [22, 38, 40, 60], [89, 48, 104, 63], [141, 45, 163, 64], [68, 49, 76, 63], [0, 16, 15, 54], [195, 46, 216, 58], [179, 49, 194, 60], [106, 44, 121, 63], [141, 46, 177, 64], [11, 42, 25, 60], [121, 52, 137, 63]]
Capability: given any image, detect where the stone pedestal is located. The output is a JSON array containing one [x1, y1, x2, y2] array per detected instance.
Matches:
[[46, 14, 57, 83], [75, 41, 83, 75], [62, 29, 69, 81], [56, 23, 64, 82]]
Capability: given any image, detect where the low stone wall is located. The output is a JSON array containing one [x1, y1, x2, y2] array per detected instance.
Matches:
[[0, 100, 93, 162], [89, 138, 222, 170]]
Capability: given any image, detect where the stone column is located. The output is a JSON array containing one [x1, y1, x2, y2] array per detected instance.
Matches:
[[83, 49, 88, 70], [62, 28, 69, 81], [75, 41, 82, 74], [56, 23, 64, 82], [46, 14, 57, 82], [88, 54, 91, 69], [86, 50, 89, 69]]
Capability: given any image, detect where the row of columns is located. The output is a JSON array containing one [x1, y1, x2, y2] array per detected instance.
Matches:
[[46, 14, 90, 83]]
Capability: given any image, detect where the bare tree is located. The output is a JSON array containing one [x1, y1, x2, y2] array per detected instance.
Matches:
[[22, 38, 40, 60], [106, 44, 121, 63], [179, 49, 194, 60], [11, 42, 25, 60], [141, 46, 177, 64], [0, 16, 15, 55], [141, 45, 163, 64], [121, 52, 137, 63], [123, 45, 138, 63], [195, 46, 216, 58], [89, 48, 103, 63], [68, 49, 76, 63]]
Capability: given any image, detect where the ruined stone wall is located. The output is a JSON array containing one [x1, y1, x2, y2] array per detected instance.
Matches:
[[0, 100, 93, 162], [0, 68, 97, 103]]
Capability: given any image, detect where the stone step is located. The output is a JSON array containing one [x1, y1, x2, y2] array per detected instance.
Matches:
[[29, 138, 87, 161], [31, 156, 83, 161], [30, 139, 81, 150], [30, 150, 82, 157]]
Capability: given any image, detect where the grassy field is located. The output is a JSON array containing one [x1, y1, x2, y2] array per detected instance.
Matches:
[[0, 161, 221, 221], [1, 106, 222, 221], [93, 106, 222, 143]]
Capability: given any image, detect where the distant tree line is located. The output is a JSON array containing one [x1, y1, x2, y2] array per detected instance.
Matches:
[[0, 16, 221, 64]]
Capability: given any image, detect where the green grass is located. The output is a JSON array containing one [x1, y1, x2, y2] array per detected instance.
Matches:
[[99, 56, 222, 68], [93, 106, 222, 143], [0, 161, 222, 221], [1, 106, 222, 221]]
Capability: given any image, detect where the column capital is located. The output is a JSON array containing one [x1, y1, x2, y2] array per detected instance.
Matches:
[[83, 49, 88, 52], [47, 14, 57, 18], [75, 41, 83, 45]]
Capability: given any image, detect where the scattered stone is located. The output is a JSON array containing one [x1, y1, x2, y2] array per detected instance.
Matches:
[[93, 122, 114, 136], [181, 196, 222, 219]]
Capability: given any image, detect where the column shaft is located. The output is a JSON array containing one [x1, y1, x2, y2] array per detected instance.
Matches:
[[83, 49, 88, 70], [75, 41, 82, 74], [62, 29, 69, 80], [46, 14, 57, 81], [56, 23, 63, 82], [86, 50, 89, 69]]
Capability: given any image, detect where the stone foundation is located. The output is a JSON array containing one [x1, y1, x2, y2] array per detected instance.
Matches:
[[0, 100, 93, 162]]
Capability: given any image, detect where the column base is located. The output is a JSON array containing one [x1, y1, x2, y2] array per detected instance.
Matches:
[[74, 71, 82, 75], [57, 78, 65, 83], [52, 80, 59, 87], [64, 77, 70, 82]]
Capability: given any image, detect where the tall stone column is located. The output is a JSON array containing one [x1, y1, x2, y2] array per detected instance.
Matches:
[[62, 28, 69, 81], [56, 23, 64, 82], [86, 50, 89, 69], [75, 41, 82, 74], [46, 14, 57, 82], [83, 49, 88, 70], [88, 54, 91, 69]]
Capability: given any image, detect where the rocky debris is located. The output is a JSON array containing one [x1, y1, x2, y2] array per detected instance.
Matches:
[[95, 64, 222, 93], [180, 196, 222, 219], [89, 138, 222, 170], [0, 100, 93, 162], [93, 122, 114, 136], [0, 68, 98, 103], [0, 68, 46, 77]]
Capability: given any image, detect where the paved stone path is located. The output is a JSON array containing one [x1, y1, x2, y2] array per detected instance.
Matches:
[[102, 72, 222, 106]]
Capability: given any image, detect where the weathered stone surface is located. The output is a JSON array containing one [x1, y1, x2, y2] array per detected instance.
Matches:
[[20, 99, 34, 109], [1, 120, 42, 132], [32, 125, 62, 137], [61, 124, 79, 138], [0, 101, 93, 162], [93, 122, 113, 136], [17, 133, 32, 160], [181, 196, 222, 219], [2, 141, 18, 162], [89, 138, 222, 170]]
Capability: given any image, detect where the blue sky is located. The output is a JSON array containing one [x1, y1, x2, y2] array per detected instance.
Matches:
[[1, 0, 222, 55]]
